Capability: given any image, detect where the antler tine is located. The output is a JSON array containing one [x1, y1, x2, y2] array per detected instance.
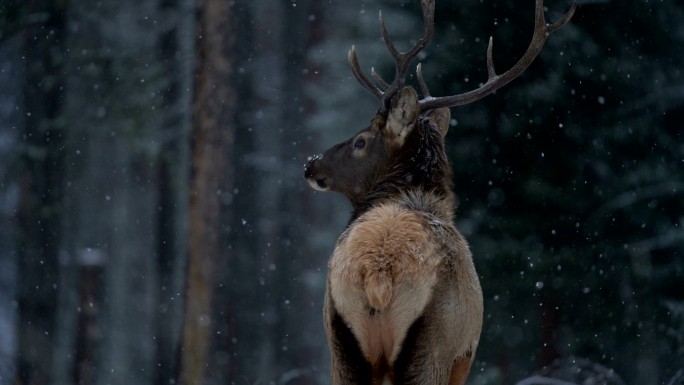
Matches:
[[486, 36, 496, 79], [548, 2, 577, 33], [348, 45, 383, 100], [379, 0, 435, 110], [416, 63, 431, 97], [419, 0, 576, 113], [371, 67, 390, 91], [346, 0, 435, 110]]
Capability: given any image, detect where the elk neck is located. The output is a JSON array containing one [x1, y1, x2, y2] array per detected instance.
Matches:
[[349, 116, 455, 224]]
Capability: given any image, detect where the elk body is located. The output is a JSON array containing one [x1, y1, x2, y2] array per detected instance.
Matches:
[[304, 1, 574, 384]]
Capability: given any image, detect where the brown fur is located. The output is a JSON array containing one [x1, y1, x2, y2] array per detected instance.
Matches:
[[309, 88, 483, 385], [325, 193, 482, 384], [332, 204, 437, 311], [329, 204, 440, 365]]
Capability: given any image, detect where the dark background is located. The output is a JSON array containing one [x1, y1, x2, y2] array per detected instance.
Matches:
[[0, 0, 682, 384]]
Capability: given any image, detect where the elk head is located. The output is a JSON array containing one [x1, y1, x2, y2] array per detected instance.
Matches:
[[304, 86, 450, 204], [304, 0, 575, 205]]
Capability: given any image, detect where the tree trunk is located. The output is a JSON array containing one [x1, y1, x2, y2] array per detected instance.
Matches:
[[178, 0, 235, 384], [52, 0, 167, 383], [539, 294, 561, 368], [72, 250, 105, 385], [0, 29, 23, 385], [15, 1, 67, 383], [155, 1, 193, 383]]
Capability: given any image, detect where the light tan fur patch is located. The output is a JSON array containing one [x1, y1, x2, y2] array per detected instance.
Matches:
[[329, 203, 441, 364], [334, 204, 436, 310]]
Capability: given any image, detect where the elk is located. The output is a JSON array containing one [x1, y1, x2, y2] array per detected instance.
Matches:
[[304, 1, 575, 384]]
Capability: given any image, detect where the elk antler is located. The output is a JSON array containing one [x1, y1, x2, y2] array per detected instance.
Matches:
[[348, 0, 435, 113], [418, 0, 576, 112], [348, 0, 576, 114]]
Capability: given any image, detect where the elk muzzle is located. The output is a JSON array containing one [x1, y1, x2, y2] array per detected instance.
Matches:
[[304, 155, 332, 191]]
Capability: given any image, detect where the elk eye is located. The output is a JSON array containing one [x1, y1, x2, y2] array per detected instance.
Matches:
[[354, 138, 366, 150]]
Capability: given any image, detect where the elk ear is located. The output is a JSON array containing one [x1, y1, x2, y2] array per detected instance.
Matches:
[[425, 107, 451, 137], [385, 87, 419, 147]]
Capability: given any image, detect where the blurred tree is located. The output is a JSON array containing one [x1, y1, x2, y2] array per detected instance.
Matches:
[[154, 0, 192, 384], [14, 0, 67, 383], [0, 4, 24, 383], [178, 0, 234, 384], [47, 0, 188, 384], [210, 3, 257, 382], [213, 1, 330, 382]]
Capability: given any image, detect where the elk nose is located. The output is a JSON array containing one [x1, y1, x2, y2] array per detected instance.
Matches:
[[303, 154, 322, 179], [303, 161, 314, 179]]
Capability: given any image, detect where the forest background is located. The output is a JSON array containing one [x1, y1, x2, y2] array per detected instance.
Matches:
[[0, 0, 682, 384]]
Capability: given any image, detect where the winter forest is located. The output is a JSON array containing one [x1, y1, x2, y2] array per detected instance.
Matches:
[[0, 0, 682, 384]]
